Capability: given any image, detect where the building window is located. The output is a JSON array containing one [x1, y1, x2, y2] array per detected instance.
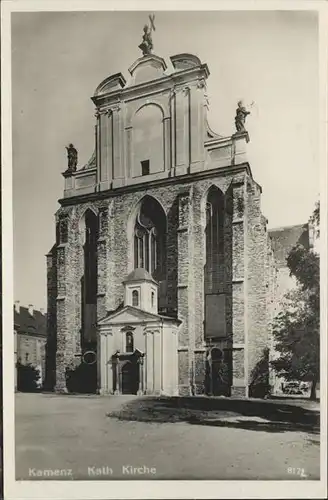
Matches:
[[126, 332, 134, 353], [132, 290, 139, 307], [81, 209, 99, 348], [151, 291, 155, 308], [205, 187, 226, 339], [133, 196, 166, 280], [205, 187, 225, 295], [141, 160, 150, 176]]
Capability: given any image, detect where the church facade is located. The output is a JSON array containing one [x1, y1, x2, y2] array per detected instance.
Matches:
[[45, 49, 278, 398]]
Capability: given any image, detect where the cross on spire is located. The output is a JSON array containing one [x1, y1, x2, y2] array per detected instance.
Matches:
[[149, 14, 155, 32]]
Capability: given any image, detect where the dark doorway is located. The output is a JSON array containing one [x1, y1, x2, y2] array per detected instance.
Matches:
[[205, 348, 232, 397], [121, 360, 139, 395]]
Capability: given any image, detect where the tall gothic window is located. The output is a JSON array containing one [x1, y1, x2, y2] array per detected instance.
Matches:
[[204, 187, 226, 339], [133, 196, 166, 281], [81, 209, 99, 347], [84, 210, 98, 304], [205, 187, 225, 294]]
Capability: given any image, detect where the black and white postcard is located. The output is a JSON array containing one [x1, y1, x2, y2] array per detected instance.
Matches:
[[1, 1, 327, 499]]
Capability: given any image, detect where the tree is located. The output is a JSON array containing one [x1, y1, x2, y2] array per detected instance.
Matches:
[[271, 204, 320, 400], [249, 347, 270, 398], [309, 200, 320, 237], [16, 361, 41, 392], [65, 362, 97, 394]]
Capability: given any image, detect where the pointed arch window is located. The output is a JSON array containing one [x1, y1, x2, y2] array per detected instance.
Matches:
[[81, 209, 99, 348], [133, 197, 166, 280], [204, 187, 226, 339], [206, 202, 213, 271], [205, 187, 225, 294], [84, 210, 99, 304]]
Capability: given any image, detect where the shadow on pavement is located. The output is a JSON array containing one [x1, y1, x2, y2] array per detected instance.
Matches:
[[107, 396, 320, 435]]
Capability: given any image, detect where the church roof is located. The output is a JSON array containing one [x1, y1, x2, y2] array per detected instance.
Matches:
[[269, 223, 309, 268], [80, 150, 96, 171], [13, 305, 47, 338], [124, 268, 157, 284]]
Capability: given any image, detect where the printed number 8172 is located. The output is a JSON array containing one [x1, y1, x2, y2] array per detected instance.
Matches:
[[287, 467, 307, 478]]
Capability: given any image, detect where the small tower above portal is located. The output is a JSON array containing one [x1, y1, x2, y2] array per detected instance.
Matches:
[[123, 268, 158, 315]]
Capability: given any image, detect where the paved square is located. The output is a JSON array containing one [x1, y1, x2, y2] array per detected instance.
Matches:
[[15, 393, 320, 480]]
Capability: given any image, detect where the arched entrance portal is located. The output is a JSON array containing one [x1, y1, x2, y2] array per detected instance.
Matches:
[[121, 360, 139, 395], [112, 350, 144, 395]]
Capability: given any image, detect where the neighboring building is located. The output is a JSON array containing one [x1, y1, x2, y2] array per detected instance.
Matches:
[[268, 224, 311, 395], [14, 301, 47, 390], [44, 39, 308, 397], [269, 223, 309, 307]]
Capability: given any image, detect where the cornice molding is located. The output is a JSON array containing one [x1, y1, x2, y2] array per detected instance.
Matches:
[[59, 163, 252, 207]]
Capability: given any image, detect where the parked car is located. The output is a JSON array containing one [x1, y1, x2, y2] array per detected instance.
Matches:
[[283, 382, 303, 395]]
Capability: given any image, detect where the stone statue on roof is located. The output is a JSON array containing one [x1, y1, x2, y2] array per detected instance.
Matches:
[[66, 143, 78, 172], [139, 14, 155, 56], [235, 100, 251, 133]]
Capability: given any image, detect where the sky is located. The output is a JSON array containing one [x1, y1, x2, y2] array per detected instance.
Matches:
[[12, 10, 319, 310]]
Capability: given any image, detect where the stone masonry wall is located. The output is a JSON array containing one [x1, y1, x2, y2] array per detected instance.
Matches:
[[44, 246, 57, 390], [266, 233, 279, 391], [245, 180, 269, 390], [177, 188, 193, 395], [192, 184, 207, 394], [55, 207, 76, 391], [52, 168, 249, 394], [229, 176, 247, 395], [54, 204, 101, 391]]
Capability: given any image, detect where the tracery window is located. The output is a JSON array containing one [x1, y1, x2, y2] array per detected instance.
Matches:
[[133, 197, 166, 280], [205, 187, 225, 294], [81, 209, 99, 347], [206, 201, 213, 273], [204, 187, 227, 339], [84, 210, 99, 304]]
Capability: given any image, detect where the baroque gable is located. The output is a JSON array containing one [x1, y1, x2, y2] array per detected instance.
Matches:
[[98, 305, 163, 327]]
